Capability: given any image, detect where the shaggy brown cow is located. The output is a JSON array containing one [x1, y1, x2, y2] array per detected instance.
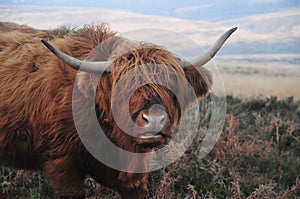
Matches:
[[0, 22, 236, 198]]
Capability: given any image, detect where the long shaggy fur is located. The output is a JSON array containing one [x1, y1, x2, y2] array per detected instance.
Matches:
[[0, 22, 212, 198]]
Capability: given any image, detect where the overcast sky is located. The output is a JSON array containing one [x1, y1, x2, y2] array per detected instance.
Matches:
[[1, 0, 300, 21]]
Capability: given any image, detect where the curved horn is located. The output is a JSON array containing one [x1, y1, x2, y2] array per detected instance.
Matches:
[[41, 40, 108, 73], [181, 27, 237, 68]]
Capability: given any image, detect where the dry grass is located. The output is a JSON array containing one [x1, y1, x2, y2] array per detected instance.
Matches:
[[1, 95, 300, 198], [214, 54, 300, 100], [220, 74, 300, 100]]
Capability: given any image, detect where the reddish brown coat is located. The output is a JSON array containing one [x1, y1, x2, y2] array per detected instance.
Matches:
[[0, 22, 212, 198]]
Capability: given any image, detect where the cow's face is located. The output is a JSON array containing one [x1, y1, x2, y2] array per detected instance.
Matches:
[[97, 45, 190, 149]]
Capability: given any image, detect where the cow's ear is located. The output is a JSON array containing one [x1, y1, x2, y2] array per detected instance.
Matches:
[[76, 71, 105, 98], [76, 71, 111, 99], [76, 71, 96, 98], [183, 66, 212, 98]]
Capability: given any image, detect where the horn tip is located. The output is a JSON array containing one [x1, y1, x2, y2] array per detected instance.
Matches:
[[41, 39, 56, 54], [231, 27, 238, 33]]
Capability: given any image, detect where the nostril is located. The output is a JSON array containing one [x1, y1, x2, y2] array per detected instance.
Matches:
[[142, 114, 150, 124], [142, 113, 166, 129]]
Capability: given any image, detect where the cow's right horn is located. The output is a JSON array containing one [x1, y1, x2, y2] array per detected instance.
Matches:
[[180, 27, 237, 68], [41, 40, 108, 74]]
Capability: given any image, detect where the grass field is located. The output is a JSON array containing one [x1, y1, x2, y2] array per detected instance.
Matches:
[[0, 95, 299, 198], [221, 74, 300, 100], [215, 54, 300, 100]]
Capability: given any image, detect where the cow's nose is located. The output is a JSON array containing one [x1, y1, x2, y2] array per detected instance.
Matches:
[[142, 112, 166, 133]]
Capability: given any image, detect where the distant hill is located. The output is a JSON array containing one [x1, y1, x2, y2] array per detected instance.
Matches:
[[219, 9, 300, 54], [1, 5, 300, 55]]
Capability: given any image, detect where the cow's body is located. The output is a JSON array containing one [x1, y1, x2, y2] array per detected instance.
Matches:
[[0, 24, 123, 198], [0, 22, 236, 198]]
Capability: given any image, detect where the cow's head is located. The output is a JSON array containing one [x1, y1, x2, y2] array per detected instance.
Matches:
[[42, 27, 237, 150]]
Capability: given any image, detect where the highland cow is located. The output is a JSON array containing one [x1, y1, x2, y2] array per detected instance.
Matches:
[[0, 22, 236, 198]]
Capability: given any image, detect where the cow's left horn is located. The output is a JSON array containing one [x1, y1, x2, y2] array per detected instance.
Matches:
[[180, 27, 237, 68], [41, 40, 108, 73]]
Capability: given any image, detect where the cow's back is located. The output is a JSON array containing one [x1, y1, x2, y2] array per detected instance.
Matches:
[[0, 26, 73, 169], [0, 23, 116, 170]]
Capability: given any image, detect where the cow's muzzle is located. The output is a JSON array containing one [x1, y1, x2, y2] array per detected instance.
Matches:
[[135, 104, 171, 140]]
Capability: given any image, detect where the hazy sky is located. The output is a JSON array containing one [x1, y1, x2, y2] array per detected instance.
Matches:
[[1, 0, 300, 21]]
